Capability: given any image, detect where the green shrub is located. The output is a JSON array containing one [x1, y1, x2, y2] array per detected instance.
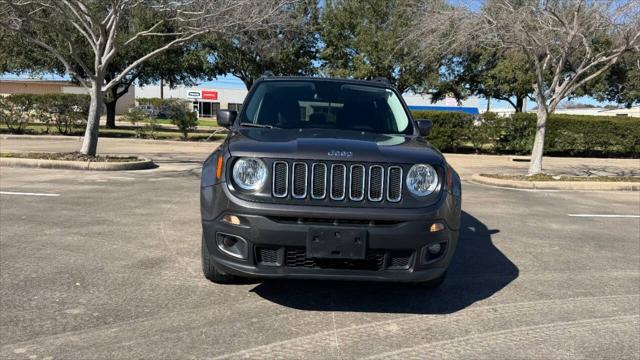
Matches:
[[43, 94, 90, 135], [410, 110, 639, 157], [0, 94, 90, 135], [493, 112, 536, 154], [0, 94, 37, 134], [124, 108, 150, 138], [163, 100, 197, 139], [411, 110, 473, 152], [545, 115, 639, 157]]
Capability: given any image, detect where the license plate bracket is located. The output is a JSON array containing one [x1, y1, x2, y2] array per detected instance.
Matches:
[[306, 228, 367, 259]]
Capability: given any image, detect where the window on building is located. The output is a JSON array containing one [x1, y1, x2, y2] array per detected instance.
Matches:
[[198, 101, 220, 118], [228, 103, 243, 112]]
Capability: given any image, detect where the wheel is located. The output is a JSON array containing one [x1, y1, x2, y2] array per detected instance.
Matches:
[[201, 235, 235, 283], [418, 270, 447, 289]]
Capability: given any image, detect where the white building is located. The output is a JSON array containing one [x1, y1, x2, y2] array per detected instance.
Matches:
[[483, 105, 640, 118], [136, 83, 482, 118], [136, 84, 246, 118]]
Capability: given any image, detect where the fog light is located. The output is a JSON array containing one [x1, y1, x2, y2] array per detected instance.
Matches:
[[427, 243, 441, 255], [216, 233, 248, 259], [223, 236, 237, 247], [430, 222, 445, 232], [222, 214, 242, 225]]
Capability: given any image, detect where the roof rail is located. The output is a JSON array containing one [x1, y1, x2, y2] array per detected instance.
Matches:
[[372, 77, 390, 84]]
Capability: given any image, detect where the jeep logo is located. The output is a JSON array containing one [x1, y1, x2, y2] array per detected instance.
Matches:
[[328, 150, 353, 158]]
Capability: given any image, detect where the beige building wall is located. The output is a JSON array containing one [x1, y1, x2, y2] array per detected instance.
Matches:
[[0, 80, 64, 95]]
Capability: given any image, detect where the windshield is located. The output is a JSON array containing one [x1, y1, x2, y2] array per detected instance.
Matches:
[[239, 81, 413, 135]]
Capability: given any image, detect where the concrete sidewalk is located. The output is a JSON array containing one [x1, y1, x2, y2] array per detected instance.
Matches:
[[1, 135, 638, 178], [0, 135, 219, 173], [445, 153, 639, 179]]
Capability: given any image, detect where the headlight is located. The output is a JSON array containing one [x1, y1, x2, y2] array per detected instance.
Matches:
[[232, 157, 267, 190], [406, 164, 438, 196]]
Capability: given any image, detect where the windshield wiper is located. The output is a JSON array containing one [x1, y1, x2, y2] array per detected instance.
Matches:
[[239, 122, 279, 129]]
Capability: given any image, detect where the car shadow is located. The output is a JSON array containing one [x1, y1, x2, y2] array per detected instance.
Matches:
[[249, 211, 518, 314]]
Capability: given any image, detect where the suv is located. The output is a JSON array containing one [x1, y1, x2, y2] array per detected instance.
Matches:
[[200, 76, 461, 287]]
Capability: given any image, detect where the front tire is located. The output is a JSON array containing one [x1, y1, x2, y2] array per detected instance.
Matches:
[[202, 235, 235, 283]]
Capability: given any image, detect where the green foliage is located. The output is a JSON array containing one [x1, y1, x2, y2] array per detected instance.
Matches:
[[435, 49, 534, 112], [411, 111, 472, 152], [136, 98, 177, 109], [163, 101, 198, 139], [544, 115, 640, 157], [411, 110, 640, 157], [0, 94, 35, 134], [493, 113, 536, 154], [124, 108, 154, 138], [203, 1, 319, 89], [577, 52, 640, 108], [320, 0, 439, 94], [42, 94, 91, 135]]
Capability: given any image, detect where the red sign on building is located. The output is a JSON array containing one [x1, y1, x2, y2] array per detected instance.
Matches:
[[201, 90, 218, 100]]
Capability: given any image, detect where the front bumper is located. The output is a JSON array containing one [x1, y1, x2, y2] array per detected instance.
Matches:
[[201, 183, 461, 282]]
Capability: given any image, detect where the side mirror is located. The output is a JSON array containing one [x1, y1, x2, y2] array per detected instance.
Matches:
[[216, 109, 237, 128], [416, 119, 433, 136]]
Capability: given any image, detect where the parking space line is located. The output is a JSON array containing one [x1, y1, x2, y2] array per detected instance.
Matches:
[[568, 214, 639, 218], [0, 191, 61, 197]]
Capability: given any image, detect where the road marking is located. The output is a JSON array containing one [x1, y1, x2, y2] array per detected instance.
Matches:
[[0, 191, 60, 197], [568, 214, 639, 218]]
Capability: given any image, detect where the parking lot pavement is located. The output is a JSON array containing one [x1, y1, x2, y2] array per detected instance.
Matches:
[[0, 144, 639, 359]]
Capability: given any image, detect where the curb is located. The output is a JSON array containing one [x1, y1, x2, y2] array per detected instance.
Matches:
[[471, 174, 640, 191], [0, 134, 223, 145], [0, 156, 156, 171]]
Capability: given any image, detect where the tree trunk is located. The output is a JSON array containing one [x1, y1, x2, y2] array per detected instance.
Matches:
[[528, 106, 548, 175], [516, 96, 524, 113], [243, 78, 253, 90], [486, 97, 491, 112], [105, 100, 117, 129], [80, 81, 104, 156], [160, 78, 164, 99]]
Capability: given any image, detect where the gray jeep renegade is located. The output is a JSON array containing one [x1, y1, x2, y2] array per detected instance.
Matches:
[[200, 76, 461, 287]]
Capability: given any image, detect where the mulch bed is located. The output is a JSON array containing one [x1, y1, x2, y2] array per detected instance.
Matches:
[[0, 152, 141, 162], [481, 173, 640, 182]]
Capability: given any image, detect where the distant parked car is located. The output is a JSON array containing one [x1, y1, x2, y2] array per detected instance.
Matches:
[[130, 104, 158, 117]]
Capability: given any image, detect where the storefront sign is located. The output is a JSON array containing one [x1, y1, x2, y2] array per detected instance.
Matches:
[[187, 90, 201, 99], [202, 90, 218, 100]]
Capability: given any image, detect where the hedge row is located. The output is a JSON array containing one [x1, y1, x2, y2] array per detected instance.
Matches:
[[411, 110, 640, 157], [0, 93, 90, 134]]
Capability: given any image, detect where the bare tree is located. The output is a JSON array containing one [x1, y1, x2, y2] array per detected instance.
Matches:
[[0, 0, 293, 155], [411, 0, 640, 174], [482, 0, 640, 174]]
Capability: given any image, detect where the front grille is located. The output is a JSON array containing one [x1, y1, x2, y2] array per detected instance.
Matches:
[[349, 165, 365, 201], [292, 162, 308, 198], [267, 216, 402, 226], [311, 163, 327, 199], [285, 247, 386, 271], [256, 247, 279, 265], [272, 161, 403, 203], [388, 251, 413, 269], [272, 161, 288, 197], [387, 166, 403, 202], [368, 165, 384, 201], [330, 164, 346, 200]]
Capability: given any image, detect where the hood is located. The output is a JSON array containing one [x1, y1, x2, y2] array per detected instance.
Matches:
[[227, 128, 445, 165]]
